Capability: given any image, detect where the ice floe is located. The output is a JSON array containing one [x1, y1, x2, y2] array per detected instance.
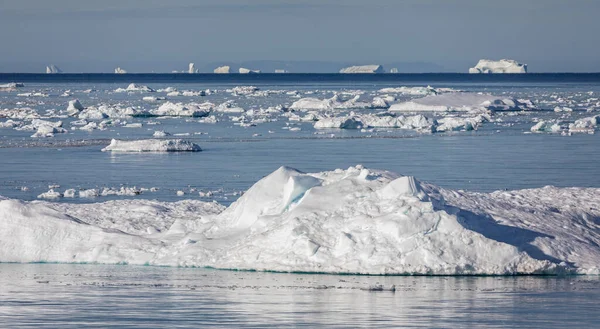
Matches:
[[389, 93, 536, 113], [101, 139, 202, 152], [2, 165, 599, 275], [151, 102, 211, 117], [114, 83, 155, 93]]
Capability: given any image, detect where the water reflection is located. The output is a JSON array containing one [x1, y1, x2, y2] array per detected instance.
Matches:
[[0, 264, 598, 328]]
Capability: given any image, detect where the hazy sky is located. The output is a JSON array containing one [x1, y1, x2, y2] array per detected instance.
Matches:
[[1, 0, 599, 72]]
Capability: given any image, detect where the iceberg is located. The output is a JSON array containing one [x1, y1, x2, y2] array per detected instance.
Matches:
[[214, 66, 231, 74], [339, 65, 384, 74], [78, 105, 150, 119], [101, 139, 202, 152], [45, 64, 62, 74], [188, 63, 198, 74], [275, 69, 289, 73], [469, 59, 527, 74], [531, 120, 563, 133], [239, 68, 261, 74], [568, 115, 599, 133], [1, 165, 599, 275], [114, 67, 127, 74], [66, 99, 84, 116], [389, 93, 536, 113]]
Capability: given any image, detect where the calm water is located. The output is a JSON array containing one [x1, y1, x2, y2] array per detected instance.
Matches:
[[0, 264, 598, 328]]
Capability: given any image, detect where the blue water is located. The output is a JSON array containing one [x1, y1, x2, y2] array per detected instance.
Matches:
[[0, 264, 598, 328]]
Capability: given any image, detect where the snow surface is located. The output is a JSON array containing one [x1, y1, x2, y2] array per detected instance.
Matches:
[[469, 59, 527, 74], [340, 65, 384, 74], [101, 139, 202, 152], [1, 165, 599, 275], [389, 93, 536, 113]]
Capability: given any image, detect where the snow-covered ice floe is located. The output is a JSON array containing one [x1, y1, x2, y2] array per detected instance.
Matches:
[[150, 102, 211, 117], [101, 139, 202, 152], [114, 83, 155, 93], [290, 95, 382, 110], [469, 59, 527, 74], [0, 83, 24, 92], [1, 165, 599, 275], [389, 93, 536, 113]]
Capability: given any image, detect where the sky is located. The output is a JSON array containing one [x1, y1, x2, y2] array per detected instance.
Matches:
[[0, 0, 599, 72]]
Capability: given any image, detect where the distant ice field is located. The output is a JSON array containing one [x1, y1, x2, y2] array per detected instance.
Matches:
[[1, 78, 599, 204]]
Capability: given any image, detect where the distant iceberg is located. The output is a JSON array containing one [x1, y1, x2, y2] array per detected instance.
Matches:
[[114, 67, 127, 74], [274, 69, 289, 73], [339, 65, 384, 74], [239, 67, 261, 74], [469, 59, 527, 74], [214, 66, 230, 74], [188, 63, 199, 74], [46, 65, 62, 74]]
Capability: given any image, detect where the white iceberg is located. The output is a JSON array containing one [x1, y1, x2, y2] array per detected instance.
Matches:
[[469, 59, 527, 74], [568, 115, 599, 133], [214, 66, 230, 74], [101, 139, 202, 152], [46, 65, 62, 74], [188, 63, 198, 74], [239, 68, 261, 74], [114, 67, 127, 74], [1, 165, 599, 275], [66, 99, 84, 116], [389, 93, 535, 113], [339, 65, 384, 74], [275, 69, 289, 73]]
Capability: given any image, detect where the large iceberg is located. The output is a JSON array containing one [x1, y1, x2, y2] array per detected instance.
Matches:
[[46, 64, 62, 74], [214, 66, 231, 74], [469, 59, 527, 74], [114, 67, 127, 74], [389, 93, 536, 113], [339, 65, 384, 74], [101, 139, 202, 152], [188, 63, 199, 74], [1, 165, 598, 275]]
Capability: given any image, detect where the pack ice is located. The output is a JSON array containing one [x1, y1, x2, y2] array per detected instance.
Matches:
[[1, 166, 598, 275]]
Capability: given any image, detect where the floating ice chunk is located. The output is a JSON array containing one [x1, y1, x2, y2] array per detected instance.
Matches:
[[152, 130, 171, 138], [63, 189, 76, 198], [531, 120, 563, 133], [554, 106, 573, 112], [66, 99, 84, 116], [0, 108, 39, 120], [214, 66, 230, 74], [239, 68, 261, 74], [188, 63, 198, 74], [435, 115, 489, 132], [274, 69, 289, 73], [389, 93, 535, 113], [378, 86, 455, 95], [0, 119, 20, 128], [339, 65, 384, 73], [0, 83, 24, 92], [568, 115, 599, 133], [469, 59, 527, 74], [37, 189, 62, 199], [79, 189, 99, 198], [29, 119, 67, 138], [46, 64, 62, 74], [314, 117, 362, 129], [290, 95, 373, 111], [101, 139, 202, 152], [114, 67, 127, 74], [228, 86, 259, 95], [114, 83, 155, 93], [151, 102, 211, 117], [143, 96, 166, 102]]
